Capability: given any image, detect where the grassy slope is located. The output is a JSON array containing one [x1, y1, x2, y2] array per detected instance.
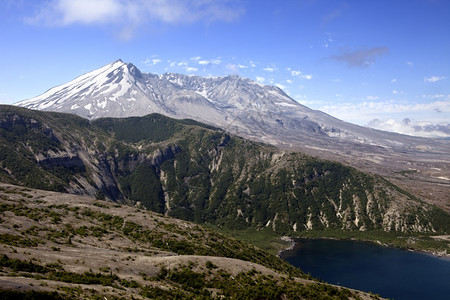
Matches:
[[0, 183, 379, 299]]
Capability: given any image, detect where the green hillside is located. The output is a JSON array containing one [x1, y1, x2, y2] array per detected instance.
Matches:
[[1, 105, 449, 239]]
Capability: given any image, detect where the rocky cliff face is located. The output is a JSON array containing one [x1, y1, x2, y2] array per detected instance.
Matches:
[[1, 105, 449, 234]]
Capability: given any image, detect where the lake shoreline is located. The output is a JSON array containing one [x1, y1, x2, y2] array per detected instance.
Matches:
[[277, 236, 296, 257], [278, 235, 449, 259]]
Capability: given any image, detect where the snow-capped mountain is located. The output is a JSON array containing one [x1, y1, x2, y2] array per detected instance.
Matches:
[[17, 60, 224, 126], [13, 59, 450, 211], [16, 59, 405, 147]]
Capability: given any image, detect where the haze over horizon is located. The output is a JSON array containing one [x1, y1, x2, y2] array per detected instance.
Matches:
[[1, 0, 449, 137]]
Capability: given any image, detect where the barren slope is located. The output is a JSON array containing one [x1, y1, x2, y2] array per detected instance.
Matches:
[[0, 183, 377, 299]]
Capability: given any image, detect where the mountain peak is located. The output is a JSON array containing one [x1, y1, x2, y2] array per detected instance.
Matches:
[[106, 59, 127, 69], [12, 60, 367, 142]]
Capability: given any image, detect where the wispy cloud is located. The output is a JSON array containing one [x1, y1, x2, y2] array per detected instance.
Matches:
[[225, 63, 248, 74], [290, 70, 312, 80], [26, 0, 123, 25], [255, 76, 265, 83], [197, 58, 222, 66], [331, 46, 389, 68], [143, 57, 162, 66], [367, 118, 450, 138], [26, 0, 245, 39], [422, 94, 446, 100], [366, 96, 379, 101], [185, 66, 198, 72], [321, 32, 335, 48], [326, 99, 450, 116], [318, 97, 450, 128], [424, 76, 445, 83], [263, 66, 275, 72], [323, 9, 341, 24]]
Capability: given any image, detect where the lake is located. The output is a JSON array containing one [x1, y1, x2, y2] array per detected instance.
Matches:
[[280, 238, 450, 300]]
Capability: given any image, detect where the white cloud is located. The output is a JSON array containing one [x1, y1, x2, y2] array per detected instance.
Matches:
[[142, 57, 162, 68], [367, 118, 450, 138], [263, 66, 275, 72], [194, 58, 221, 66], [318, 98, 450, 128], [406, 61, 414, 67], [422, 94, 447, 99], [424, 76, 445, 83], [27, 0, 244, 38], [275, 83, 286, 89], [226, 64, 239, 73], [291, 70, 312, 80], [256, 76, 265, 83], [366, 96, 379, 100], [185, 66, 198, 72], [226, 63, 247, 73], [391, 78, 397, 83], [286, 79, 293, 84], [29, 0, 122, 25]]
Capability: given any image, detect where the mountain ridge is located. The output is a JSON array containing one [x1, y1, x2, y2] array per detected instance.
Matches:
[[1, 105, 449, 237]]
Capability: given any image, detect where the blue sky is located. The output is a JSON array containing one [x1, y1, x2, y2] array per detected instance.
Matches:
[[1, 0, 449, 136]]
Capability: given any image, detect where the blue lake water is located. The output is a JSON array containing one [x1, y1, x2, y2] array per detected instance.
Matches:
[[280, 238, 450, 300]]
